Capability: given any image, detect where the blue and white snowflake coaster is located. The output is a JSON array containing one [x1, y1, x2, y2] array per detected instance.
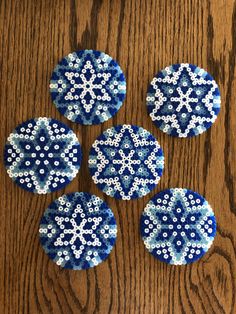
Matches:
[[4, 117, 82, 194], [140, 188, 216, 265], [147, 64, 221, 137], [89, 125, 164, 200], [50, 50, 126, 125], [39, 192, 117, 269]]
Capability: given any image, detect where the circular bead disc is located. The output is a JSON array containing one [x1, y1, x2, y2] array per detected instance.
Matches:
[[4, 117, 82, 194], [39, 192, 117, 269], [147, 63, 221, 137], [140, 188, 216, 265], [50, 50, 126, 125], [89, 124, 164, 200]]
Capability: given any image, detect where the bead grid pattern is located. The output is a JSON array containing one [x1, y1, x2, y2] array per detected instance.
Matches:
[[140, 188, 216, 265], [39, 192, 117, 270], [89, 124, 164, 200], [4, 117, 82, 194], [147, 63, 221, 137], [50, 50, 126, 125]]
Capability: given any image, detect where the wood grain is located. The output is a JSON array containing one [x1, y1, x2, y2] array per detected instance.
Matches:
[[0, 0, 236, 313]]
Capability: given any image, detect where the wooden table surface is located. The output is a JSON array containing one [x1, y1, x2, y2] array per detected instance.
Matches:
[[1, 0, 236, 313]]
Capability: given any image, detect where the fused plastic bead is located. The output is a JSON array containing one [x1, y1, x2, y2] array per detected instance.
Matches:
[[89, 124, 164, 200], [140, 188, 217, 265], [4, 117, 82, 193], [147, 63, 221, 137], [50, 50, 126, 125], [39, 192, 117, 269]]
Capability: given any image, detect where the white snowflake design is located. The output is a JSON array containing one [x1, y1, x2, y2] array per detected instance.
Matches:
[[50, 50, 126, 125], [39, 192, 117, 270], [4, 117, 82, 193], [141, 188, 217, 265], [147, 63, 221, 137], [88, 124, 164, 200]]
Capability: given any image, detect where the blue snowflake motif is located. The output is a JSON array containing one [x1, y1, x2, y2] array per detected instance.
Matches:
[[89, 125, 164, 200], [147, 63, 221, 137], [4, 117, 82, 194], [140, 188, 216, 265], [39, 192, 117, 270], [50, 50, 126, 125]]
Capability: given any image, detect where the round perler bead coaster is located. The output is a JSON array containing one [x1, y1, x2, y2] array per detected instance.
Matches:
[[4, 117, 82, 194], [140, 188, 216, 265], [147, 63, 221, 137], [88, 124, 164, 200], [39, 192, 117, 270], [50, 50, 126, 125]]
